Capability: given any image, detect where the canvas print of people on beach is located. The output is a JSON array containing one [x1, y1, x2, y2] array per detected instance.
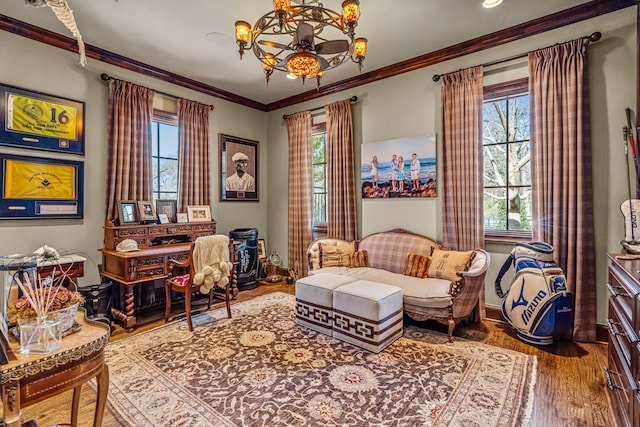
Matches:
[[361, 134, 436, 199]]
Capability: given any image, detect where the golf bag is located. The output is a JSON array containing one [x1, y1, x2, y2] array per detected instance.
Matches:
[[494, 242, 574, 345]]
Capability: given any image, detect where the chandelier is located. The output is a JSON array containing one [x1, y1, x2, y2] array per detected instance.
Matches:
[[235, 0, 367, 87]]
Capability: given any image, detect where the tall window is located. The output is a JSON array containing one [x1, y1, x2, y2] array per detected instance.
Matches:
[[312, 122, 327, 228], [483, 79, 532, 238], [151, 111, 179, 201]]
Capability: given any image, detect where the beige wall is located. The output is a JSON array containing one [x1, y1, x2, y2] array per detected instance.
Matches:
[[267, 8, 636, 324], [0, 31, 269, 287], [0, 8, 634, 325]]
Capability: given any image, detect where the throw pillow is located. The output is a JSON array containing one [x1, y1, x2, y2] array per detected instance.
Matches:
[[403, 253, 431, 278], [319, 241, 356, 268], [349, 250, 369, 268], [427, 248, 475, 282]]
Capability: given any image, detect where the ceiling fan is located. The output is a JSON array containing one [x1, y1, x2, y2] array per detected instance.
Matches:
[[235, 0, 367, 86], [258, 21, 350, 73]]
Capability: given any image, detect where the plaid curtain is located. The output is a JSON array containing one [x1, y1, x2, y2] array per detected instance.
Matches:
[[441, 66, 484, 251], [326, 99, 356, 241], [177, 98, 212, 211], [441, 66, 485, 321], [105, 80, 155, 221], [286, 111, 313, 279], [529, 38, 596, 342]]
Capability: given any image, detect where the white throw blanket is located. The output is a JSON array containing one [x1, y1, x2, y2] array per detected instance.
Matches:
[[192, 235, 232, 293]]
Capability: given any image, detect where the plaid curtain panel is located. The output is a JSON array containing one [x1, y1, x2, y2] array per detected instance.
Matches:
[[529, 38, 596, 342], [326, 99, 357, 241], [440, 66, 484, 252], [440, 66, 485, 321], [286, 111, 313, 278], [177, 98, 212, 211], [105, 80, 155, 221]]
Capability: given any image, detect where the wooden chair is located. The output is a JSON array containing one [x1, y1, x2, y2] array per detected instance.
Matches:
[[164, 238, 236, 331]]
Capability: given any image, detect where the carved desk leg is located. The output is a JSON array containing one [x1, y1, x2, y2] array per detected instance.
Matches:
[[110, 283, 137, 330]]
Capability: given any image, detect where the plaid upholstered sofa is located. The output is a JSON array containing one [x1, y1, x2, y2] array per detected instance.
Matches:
[[306, 228, 490, 342]]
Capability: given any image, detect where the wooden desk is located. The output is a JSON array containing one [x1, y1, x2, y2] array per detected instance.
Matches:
[[100, 244, 192, 329], [1, 310, 110, 427], [101, 221, 220, 329]]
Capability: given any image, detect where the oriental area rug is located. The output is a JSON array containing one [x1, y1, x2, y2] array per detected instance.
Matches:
[[102, 292, 536, 427]]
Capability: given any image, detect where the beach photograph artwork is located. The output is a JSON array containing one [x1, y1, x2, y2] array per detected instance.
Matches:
[[361, 134, 436, 199]]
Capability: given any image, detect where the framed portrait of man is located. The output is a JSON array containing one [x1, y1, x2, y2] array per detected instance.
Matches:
[[219, 134, 258, 202]]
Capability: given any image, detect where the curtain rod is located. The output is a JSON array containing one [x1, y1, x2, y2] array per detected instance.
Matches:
[[100, 73, 214, 110], [282, 96, 358, 120], [431, 31, 601, 82]]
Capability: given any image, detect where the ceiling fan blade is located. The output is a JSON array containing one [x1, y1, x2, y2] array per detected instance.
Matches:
[[258, 40, 291, 50], [296, 22, 314, 45], [315, 40, 349, 55]]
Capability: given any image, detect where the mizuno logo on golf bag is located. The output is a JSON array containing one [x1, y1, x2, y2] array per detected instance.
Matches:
[[521, 289, 547, 325]]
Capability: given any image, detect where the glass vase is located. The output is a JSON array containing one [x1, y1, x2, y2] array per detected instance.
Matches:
[[19, 317, 62, 354]]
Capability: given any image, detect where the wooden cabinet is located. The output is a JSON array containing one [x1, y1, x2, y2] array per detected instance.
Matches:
[[606, 254, 640, 427]]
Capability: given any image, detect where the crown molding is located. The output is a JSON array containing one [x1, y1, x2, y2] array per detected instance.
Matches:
[[0, 13, 268, 111], [0, 0, 636, 112], [266, 0, 636, 111]]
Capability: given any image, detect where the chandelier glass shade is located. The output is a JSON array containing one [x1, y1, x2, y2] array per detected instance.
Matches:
[[235, 0, 367, 86]]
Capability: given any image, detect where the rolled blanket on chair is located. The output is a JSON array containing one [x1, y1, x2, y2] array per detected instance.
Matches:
[[192, 235, 233, 293]]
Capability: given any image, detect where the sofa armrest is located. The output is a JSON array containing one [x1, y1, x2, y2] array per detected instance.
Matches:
[[449, 249, 490, 318], [307, 237, 351, 271]]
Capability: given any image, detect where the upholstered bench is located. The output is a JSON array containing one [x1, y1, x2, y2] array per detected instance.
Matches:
[[295, 273, 356, 335], [332, 280, 404, 353]]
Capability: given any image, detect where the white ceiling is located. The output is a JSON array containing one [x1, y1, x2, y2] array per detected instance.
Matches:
[[0, 0, 592, 105]]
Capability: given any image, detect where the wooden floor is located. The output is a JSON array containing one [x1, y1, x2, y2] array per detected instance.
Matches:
[[17, 283, 612, 427]]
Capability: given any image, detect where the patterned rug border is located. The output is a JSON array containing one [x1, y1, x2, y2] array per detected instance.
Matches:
[[96, 292, 537, 427]]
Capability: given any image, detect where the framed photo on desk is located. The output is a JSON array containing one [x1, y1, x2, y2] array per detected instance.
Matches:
[[118, 200, 139, 225], [137, 200, 157, 223], [156, 199, 177, 223]]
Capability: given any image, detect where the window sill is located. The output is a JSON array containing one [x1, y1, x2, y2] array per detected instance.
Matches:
[[484, 231, 532, 245]]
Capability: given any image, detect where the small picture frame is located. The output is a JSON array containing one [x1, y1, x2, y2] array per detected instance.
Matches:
[[257, 238, 266, 259], [158, 213, 170, 224], [187, 205, 211, 222], [118, 200, 139, 225], [156, 199, 177, 223], [137, 200, 157, 222], [176, 213, 189, 223]]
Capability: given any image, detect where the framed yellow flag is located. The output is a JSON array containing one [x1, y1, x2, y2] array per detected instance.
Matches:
[[0, 153, 84, 219], [0, 83, 85, 155]]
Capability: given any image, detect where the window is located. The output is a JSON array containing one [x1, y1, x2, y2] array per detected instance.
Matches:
[[312, 122, 327, 229], [151, 111, 179, 201], [482, 78, 532, 239]]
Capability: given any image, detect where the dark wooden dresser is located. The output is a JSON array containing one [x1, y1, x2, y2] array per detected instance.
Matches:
[[606, 254, 640, 427]]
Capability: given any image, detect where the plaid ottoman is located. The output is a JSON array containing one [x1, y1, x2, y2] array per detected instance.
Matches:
[[333, 280, 404, 353], [295, 273, 356, 335]]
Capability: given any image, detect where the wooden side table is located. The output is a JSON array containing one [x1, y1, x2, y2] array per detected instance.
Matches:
[[1, 310, 110, 427]]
